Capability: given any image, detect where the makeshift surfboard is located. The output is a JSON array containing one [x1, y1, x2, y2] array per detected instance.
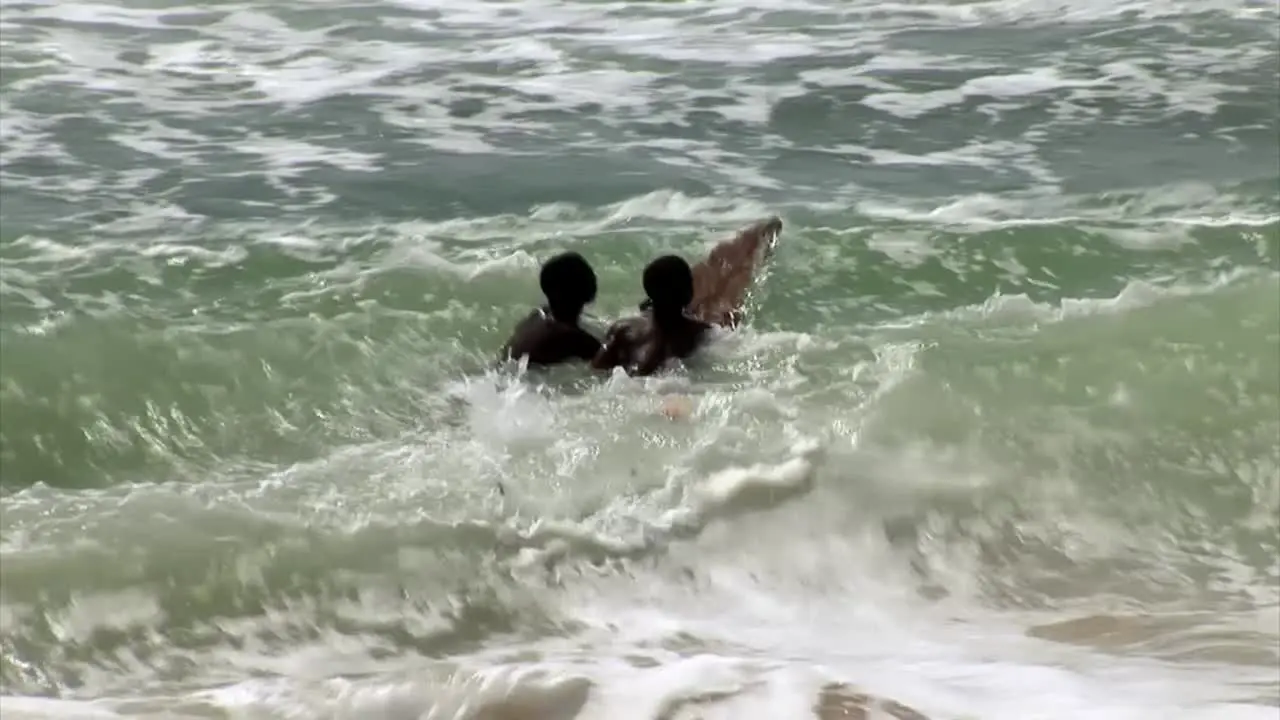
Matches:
[[639, 215, 783, 328]]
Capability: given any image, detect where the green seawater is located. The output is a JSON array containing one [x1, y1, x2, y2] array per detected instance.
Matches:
[[0, 0, 1277, 717]]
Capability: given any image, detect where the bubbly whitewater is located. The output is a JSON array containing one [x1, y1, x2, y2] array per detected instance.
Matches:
[[1, 0, 1277, 718]]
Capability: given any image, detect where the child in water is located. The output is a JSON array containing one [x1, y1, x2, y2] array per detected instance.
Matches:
[[499, 251, 602, 368]]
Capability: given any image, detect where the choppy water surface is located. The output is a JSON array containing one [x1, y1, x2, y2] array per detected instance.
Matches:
[[1, 0, 1278, 717]]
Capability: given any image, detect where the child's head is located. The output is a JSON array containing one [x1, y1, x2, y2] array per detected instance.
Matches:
[[642, 254, 694, 315], [540, 251, 597, 319]]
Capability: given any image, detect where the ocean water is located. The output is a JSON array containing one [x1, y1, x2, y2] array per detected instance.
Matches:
[[1, 0, 1278, 717]]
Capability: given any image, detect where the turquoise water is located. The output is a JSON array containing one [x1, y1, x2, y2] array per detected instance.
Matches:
[[1, 0, 1277, 717]]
